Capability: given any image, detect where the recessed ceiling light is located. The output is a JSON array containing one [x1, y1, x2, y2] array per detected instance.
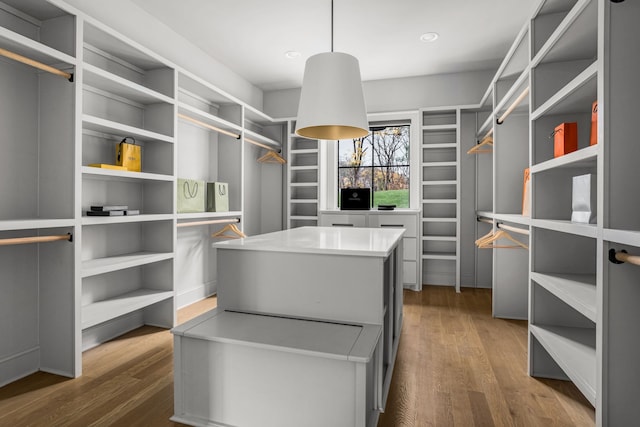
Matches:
[[420, 32, 439, 43], [285, 50, 301, 59]]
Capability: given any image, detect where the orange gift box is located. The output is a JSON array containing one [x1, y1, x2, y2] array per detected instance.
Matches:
[[553, 122, 578, 158], [590, 101, 598, 146]]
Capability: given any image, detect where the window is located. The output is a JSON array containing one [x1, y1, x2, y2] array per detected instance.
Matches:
[[337, 124, 410, 208]]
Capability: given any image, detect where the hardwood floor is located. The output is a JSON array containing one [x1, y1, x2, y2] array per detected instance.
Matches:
[[0, 287, 594, 426], [377, 287, 594, 427]]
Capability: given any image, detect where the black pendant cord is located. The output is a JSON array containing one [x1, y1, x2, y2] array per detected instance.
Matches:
[[331, 0, 334, 52]]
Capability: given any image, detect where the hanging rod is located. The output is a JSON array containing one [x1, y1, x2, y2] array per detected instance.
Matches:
[[497, 222, 530, 236], [178, 113, 240, 139], [609, 249, 640, 266], [0, 233, 73, 246], [496, 86, 529, 125], [0, 47, 73, 82], [176, 217, 240, 228], [477, 217, 493, 225], [177, 113, 281, 153]]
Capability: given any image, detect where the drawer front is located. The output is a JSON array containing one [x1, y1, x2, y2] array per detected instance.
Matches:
[[403, 261, 417, 284], [403, 237, 417, 261], [369, 214, 417, 237], [318, 213, 367, 228]]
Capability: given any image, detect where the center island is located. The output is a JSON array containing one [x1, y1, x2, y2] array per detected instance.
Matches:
[[172, 226, 405, 427]]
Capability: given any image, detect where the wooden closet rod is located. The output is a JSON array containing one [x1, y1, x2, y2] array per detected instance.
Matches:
[[178, 113, 239, 139], [176, 218, 240, 228], [477, 217, 493, 226], [177, 113, 281, 153], [497, 222, 530, 236], [0, 47, 73, 81], [496, 86, 529, 125], [609, 249, 640, 266], [0, 233, 72, 246]]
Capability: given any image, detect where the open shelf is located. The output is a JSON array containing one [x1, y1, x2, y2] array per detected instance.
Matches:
[[82, 166, 173, 182], [529, 324, 596, 405], [0, 219, 75, 231], [83, 114, 175, 144], [0, 26, 76, 68], [82, 213, 173, 225], [82, 289, 174, 330], [178, 102, 241, 136], [83, 63, 173, 105], [532, 0, 597, 67], [531, 62, 596, 120], [532, 219, 597, 238], [531, 144, 597, 174], [82, 251, 174, 278], [421, 253, 457, 260], [531, 272, 596, 322], [177, 211, 243, 221]]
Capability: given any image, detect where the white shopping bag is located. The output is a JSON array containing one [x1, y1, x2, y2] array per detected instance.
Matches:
[[571, 174, 596, 223]]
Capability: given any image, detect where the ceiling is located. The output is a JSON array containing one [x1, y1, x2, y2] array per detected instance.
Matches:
[[130, 0, 541, 92]]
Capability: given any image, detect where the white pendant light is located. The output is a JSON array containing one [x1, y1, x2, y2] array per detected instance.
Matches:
[[295, 0, 368, 140]]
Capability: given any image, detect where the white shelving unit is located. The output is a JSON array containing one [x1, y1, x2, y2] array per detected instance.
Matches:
[[286, 121, 320, 229], [79, 16, 177, 352], [0, 0, 77, 385], [420, 108, 460, 290], [472, 0, 640, 424], [528, 0, 599, 417], [0, 0, 285, 386]]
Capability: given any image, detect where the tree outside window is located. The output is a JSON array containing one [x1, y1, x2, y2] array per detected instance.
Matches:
[[338, 125, 410, 208]]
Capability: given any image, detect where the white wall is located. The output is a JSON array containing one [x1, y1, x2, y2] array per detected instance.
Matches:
[[57, 0, 263, 109], [264, 69, 495, 119]]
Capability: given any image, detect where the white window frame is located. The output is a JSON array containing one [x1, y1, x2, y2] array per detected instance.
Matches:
[[320, 110, 420, 211]]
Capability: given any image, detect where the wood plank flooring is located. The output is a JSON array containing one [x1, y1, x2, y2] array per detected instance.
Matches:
[[0, 286, 594, 426]]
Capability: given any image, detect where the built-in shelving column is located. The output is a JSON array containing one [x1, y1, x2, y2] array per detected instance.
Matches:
[[420, 108, 460, 290], [287, 120, 320, 229], [243, 106, 285, 235], [175, 71, 244, 307], [79, 19, 176, 350], [0, 0, 78, 384], [528, 0, 598, 413]]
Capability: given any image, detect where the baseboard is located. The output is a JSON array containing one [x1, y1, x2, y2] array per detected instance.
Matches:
[[82, 311, 144, 351], [422, 271, 456, 286], [0, 346, 39, 387], [39, 366, 75, 378], [176, 281, 216, 309]]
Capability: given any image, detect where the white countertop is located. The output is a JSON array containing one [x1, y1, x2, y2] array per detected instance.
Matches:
[[213, 226, 404, 257]]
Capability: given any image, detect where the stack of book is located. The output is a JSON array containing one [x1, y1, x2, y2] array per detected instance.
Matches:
[[86, 205, 140, 216]]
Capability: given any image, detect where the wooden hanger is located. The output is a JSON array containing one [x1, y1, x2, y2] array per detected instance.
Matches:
[[212, 223, 247, 239], [467, 136, 493, 154], [477, 230, 528, 250], [475, 229, 495, 246], [258, 150, 286, 164]]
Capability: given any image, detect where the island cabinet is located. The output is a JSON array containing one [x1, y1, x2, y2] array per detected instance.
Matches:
[[172, 226, 405, 427]]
